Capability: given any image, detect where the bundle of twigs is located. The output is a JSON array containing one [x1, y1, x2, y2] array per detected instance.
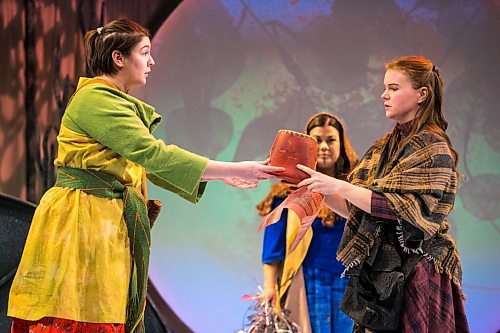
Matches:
[[239, 299, 302, 333]]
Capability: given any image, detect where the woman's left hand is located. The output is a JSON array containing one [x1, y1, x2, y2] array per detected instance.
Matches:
[[221, 177, 258, 189], [296, 164, 343, 195]]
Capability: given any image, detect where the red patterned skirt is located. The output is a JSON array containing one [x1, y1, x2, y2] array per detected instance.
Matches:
[[11, 317, 125, 333], [400, 258, 470, 333], [353, 258, 470, 333]]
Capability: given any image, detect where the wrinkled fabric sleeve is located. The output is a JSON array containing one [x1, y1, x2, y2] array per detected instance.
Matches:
[[147, 173, 207, 203], [63, 87, 208, 203], [371, 192, 398, 220]]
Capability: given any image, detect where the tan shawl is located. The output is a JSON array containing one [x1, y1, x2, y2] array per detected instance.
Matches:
[[338, 129, 463, 287]]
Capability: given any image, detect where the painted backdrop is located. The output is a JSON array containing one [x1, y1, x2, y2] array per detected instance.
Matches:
[[135, 1, 500, 332]]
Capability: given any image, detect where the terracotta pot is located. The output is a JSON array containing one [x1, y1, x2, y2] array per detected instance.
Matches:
[[269, 130, 317, 184]]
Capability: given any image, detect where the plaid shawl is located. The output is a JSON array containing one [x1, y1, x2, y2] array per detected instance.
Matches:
[[337, 129, 463, 288]]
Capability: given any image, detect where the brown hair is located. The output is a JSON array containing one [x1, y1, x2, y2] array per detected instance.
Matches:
[[385, 56, 458, 168], [305, 112, 358, 181], [84, 18, 150, 76], [304, 112, 358, 227]]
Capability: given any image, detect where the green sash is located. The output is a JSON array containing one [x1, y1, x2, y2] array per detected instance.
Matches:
[[55, 166, 150, 333]]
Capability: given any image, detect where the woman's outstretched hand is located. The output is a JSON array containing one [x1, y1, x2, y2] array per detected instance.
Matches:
[[297, 164, 372, 214], [202, 159, 284, 189], [296, 164, 342, 195], [233, 159, 285, 182], [221, 177, 258, 189]]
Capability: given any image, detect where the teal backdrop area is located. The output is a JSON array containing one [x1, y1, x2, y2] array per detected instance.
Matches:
[[135, 1, 500, 332]]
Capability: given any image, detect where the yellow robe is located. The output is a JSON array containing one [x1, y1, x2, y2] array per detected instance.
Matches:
[[8, 78, 208, 323]]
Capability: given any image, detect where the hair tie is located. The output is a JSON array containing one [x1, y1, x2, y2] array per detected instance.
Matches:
[[431, 64, 440, 77], [97, 27, 103, 35]]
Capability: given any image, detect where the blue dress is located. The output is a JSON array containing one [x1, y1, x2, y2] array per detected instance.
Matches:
[[262, 198, 354, 333]]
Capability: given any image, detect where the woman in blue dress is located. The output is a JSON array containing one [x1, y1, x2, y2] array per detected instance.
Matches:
[[257, 112, 358, 332]]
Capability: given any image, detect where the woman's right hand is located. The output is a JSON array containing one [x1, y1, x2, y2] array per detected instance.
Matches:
[[261, 262, 279, 306], [259, 285, 277, 306]]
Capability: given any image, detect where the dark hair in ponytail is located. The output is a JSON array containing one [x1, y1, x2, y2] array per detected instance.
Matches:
[[84, 18, 150, 76]]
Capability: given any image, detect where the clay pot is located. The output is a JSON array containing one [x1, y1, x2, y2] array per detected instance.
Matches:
[[269, 130, 317, 184]]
